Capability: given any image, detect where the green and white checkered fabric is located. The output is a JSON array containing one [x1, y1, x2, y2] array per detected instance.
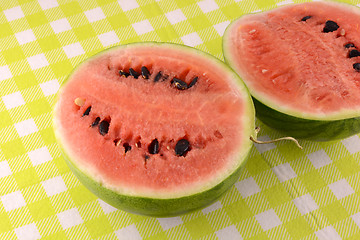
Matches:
[[1, 0, 360, 239]]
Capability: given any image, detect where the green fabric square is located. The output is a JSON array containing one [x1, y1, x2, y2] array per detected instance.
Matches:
[[69, 186, 97, 206], [51, 60, 74, 78], [28, 198, 55, 221], [188, 15, 212, 31], [0, 213, 12, 233], [0, 23, 13, 38], [155, 26, 179, 41], [85, 215, 114, 239], [141, 3, 162, 19], [73, 25, 96, 41], [60, 2, 83, 16], [27, 98, 51, 117], [184, 215, 214, 239], [26, 12, 48, 28], [334, 156, 360, 178], [41, 231, 67, 240], [321, 201, 349, 225], [13, 72, 38, 90], [299, 170, 327, 192], [224, 199, 253, 223], [2, 47, 25, 63], [13, 167, 40, 189], [174, 0, 194, 8], [1, 138, 26, 159], [245, 153, 270, 176], [38, 35, 61, 52], [284, 216, 313, 238], [263, 184, 291, 208], [221, 3, 243, 20], [108, 14, 131, 29], [0, 111, 12, 128], [40, 128, 57, 145]]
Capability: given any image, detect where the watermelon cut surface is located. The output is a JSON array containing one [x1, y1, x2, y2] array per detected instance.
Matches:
[[53, 42, 255, 216], [223, 1, 360, 141]]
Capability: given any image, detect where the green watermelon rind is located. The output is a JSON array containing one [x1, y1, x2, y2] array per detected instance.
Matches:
[[222, 2, 360, 141], [53, 42, 255, 216]]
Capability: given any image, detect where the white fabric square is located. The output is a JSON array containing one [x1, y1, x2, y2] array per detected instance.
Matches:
[[118, 0, 139, 11], [197, 0, 219, 13], [57, 208, 83, 229], [42, 176, 67, 197], [50, 18, 72, 34], [27, 54, 49, 70], [216, 225, 242, 240], [328, 179, 354, 200], [181, 32, 203, 47], [157, 217, 183, 231], [132, 20, 154, 35], [115, 224, 142, 240], [1, 190, 26, 211], [165, 9, 186, 25], [255, 209, 282, 231], [84, 7, 106, 23], [98, 31, 120, 47], [235, 177, 261, 198], [293, 194, 318, 215], [214, 21, 230, 36], [63, 42, 85, 58], [254, 135, 276, 153], [351, 212, 360, 228], [27, 147, 52, 166], [0, 161, 12, 178], [202, 201, 222, 214], [4, 6, 25, 22], [15, 29, 36, 45], [272, 163, 297, 182], [38, 0, 58, 10], [0, 65, 12, 81], [307, 150, 331, 169], [2, 91, 25, 109], [14, 223, 41, 240], [98, 199, 117, 214], [342, 135, 360, 154], [40, 79, 60, 96], [276, 0, 294, 6], [14, 119, 38, 137], [315, 226, 341, 240]]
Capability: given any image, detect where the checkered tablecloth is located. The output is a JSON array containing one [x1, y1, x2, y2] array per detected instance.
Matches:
[[1, 0, 360, 239]]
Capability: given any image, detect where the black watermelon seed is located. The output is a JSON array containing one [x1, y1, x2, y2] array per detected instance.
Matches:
[[144, 154, 150, 161], [99, 120, 109, 136], [91, 117, 100, 127], [82, 106, 91, 116], [172, 78, 188, 90], [188, 76, 198, 88], [148, 139, 159, 154], [123, 143, 131, 153], [129, 68, 140, 79], [301, 16, 312, 21], [349, 49, 360, 58], [154, 71, 162, 82], [175, 139, 190, 156], [345, 43, 355, 48], [353, 63, 360, 71], [141, 66, 150, 79], [119, 70, 130, 77], [323, 20, 339, 33]]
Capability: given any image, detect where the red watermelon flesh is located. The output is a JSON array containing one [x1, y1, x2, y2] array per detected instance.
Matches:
[[223, 1, 360, 120], [53, 43, 254, 200]]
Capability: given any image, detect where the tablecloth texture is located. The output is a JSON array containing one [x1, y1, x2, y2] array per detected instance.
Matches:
[[1, 0, 360, 239]]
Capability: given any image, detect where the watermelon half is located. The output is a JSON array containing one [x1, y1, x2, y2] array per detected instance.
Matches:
[[53, 42, 255, 217], [223, 1, 360, 141]]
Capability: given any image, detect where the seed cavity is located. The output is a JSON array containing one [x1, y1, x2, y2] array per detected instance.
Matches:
[[99, 120, 110, 136], [114, 138, 121, 146], [141, 66, 150, 79], [119, 70, 130, 77], [148, 139, 160, 154], [74, 98, 85, 107], [301, 16, 312, 21], [144, 154, 150, 161], [323, 20, 339, 33], [188, 76, 198, 89], [172, 78, 188, 90], [214, 130, 223, 139], [82, 106, 91, 116], [353, 63, 360, 71], [154, 71, 162, 82], [129, 68, 140, 79], [345, 43, 355, 48], [123, 143, 131, 153], [175, 139, 190, 156], [91, 117, 100, 127], [349, 49, 360, 58]]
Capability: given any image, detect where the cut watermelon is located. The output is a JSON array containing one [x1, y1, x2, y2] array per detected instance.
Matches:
[[53, 42, 255, 216], [223, 1, 360, 141]]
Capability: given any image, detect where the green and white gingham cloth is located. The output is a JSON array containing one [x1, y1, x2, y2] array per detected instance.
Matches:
[[1, 0, 360, 239]]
